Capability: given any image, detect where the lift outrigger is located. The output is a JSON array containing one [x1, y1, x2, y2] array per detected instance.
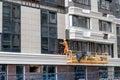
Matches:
[[60, 40, 109, 64]]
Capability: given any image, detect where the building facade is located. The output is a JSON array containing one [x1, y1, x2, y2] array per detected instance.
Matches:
[[0, 0, 120, 80]]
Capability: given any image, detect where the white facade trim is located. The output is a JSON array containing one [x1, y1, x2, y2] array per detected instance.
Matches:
[[0, 52, 119, 66]]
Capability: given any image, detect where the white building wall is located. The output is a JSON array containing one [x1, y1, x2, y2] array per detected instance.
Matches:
[[57, 13, 66, 39], [91, 0, 98, 12], [21, 6, 41, 54], [0, 2, 2, 33]]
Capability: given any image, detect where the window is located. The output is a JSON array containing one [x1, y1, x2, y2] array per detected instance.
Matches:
[[0, 65, 7, 80], [72, 15, 90, 29], [43, 66, 56, 80], [115, 0, 120, 18], [67, 40, 113, 56], [98, 0, 112, 10], [73, 0, 90, 5], [49, 12, 57, 24], [117, 26, 120, 35], [41, 10, 57, 54], [75, 66, 86, 79], [29, 66, 39, 72], [2, 2, 21, 52], [117, 25, 120, 57], [44, 0, 56, 4], [99, 20, 112, 32], [12, 5, 20, 18], [16, 65, 24, 80], [114, 67, 120, 79], [99, 67, 108, 79]]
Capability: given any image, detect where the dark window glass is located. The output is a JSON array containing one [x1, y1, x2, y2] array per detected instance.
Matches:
[[12, 5, 20, 18], [73, 0, 90, 5], [99, 20, 112, 32], [0, 65, 7, 80], [12, 22, 20, 34], [2, 34, 11, 42], [16, 65, 24, 80], [75, 66, 86, 79], [41, 10, 57, 54], [2, 2, 21, 52], [49, 12, 57, 24], [41, 27, 48, 37], [3, 22, 11, 33], [42, 0, 57, 4], [41, 37, 48, 53], [43, 66, 56, 80], [72, 15, 90, 29], [117, 26, 120, 35], [99, 67, 108, 78], [49, 27, 57, 38], [117, 25, 120, 57], [98, 0, 112, 10]]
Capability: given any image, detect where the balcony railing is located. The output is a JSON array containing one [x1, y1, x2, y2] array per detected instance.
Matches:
[[0, 71, 119, 80]]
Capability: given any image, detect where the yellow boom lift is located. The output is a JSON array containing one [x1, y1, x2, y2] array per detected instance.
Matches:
[[60, 40, 109, 64]]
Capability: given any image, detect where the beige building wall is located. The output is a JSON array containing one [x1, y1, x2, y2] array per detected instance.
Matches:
[[21, 6, 41, 54], [0, 2, 2, 33], [90, 18, 99, 31], [57, 13, 66, 39], [91, 0, 98, 12]]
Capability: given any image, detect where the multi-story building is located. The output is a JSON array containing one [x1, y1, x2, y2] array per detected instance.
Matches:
[[0, 0, 120, 80]]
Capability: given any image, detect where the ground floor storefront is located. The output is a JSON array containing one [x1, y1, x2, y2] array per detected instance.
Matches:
[[0, 64, 120, 80]]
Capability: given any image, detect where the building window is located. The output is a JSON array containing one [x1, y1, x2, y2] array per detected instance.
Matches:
[[43, 66, 56, 80], [41, 10, 57, 54], [49, 12, 57, 24], [114, 67, 120, 79], [99, 67, 108, 79], [0, 65, 7, 80], [99, 20, 112, 32], [2, 2, 21, 52], [66, 40, 113, 56], [117, 25, 120, 58], [72, 0, 90, 5], [16, 65, 24, 80], [72, 15, 90, 29], [115, 0, 120, 18], [98, 0, 112, 10], [75, 66, 86, 79], [41, 0, 57, 5]]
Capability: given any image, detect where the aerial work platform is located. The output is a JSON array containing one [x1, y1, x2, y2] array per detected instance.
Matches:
[[60, 40, 109, 64]]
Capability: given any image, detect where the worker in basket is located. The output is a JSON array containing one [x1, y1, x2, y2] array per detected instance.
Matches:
[[59, 39, 69, 54]]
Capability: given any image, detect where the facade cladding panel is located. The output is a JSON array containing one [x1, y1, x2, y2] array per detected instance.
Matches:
[[0, 0, 120, 80], [21, 6, 41, 53]]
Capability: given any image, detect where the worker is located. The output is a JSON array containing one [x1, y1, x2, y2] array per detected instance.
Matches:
[[60, 39, 69, 54]]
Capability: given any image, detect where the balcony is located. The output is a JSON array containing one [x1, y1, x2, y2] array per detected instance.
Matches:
[[66, 28, 116, 44]]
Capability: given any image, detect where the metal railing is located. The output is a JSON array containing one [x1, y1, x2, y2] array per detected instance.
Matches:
[[0, 71, 120, 80]]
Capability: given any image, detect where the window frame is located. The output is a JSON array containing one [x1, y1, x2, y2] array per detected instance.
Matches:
[[72, 15, 90, 29], [99, 20, 112, 32]]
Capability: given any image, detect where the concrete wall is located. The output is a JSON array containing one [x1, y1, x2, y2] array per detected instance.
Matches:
[[21, 6, 41, 54], [91, 0, 98, 12], [57, 13, 66, 39], [0, 2, 2, 33]]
